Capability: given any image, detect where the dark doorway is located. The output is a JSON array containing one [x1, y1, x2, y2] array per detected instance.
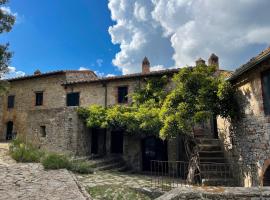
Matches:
[[91, 129, 99, 154], [263, 166, 270, 186], [6, 121, 13, 140], [91, 128, 106, 155], [142, 136, 168, 171], [111, 130, 123, 154]]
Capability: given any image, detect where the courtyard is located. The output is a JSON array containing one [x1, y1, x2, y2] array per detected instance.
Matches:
[[0, 143, 89, 200], [0, 142, 162, 200]]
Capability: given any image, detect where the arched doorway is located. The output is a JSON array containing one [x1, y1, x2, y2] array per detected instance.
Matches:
[[141, 136, 168, 171], [263, 166, 270, 186], [6, 121, 13, 140]]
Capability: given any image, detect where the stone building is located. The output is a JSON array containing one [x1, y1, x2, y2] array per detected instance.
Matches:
[[0, 56, 222, 172], [217, 47, 270, 187]]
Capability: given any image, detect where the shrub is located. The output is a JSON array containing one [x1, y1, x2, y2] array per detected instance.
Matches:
[[9, 139, 44, 163], [69, 160, 94, 174], [42, 153, 71, 170]]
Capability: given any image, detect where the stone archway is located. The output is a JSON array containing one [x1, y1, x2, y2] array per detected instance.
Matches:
[[260, 159, 270, 186]]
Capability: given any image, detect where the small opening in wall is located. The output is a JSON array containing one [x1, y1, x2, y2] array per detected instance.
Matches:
[[40, 126, 46, 137]]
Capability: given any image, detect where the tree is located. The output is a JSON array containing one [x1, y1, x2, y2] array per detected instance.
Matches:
[[0, 0, 16, 93], [160, 64, 237, 183]]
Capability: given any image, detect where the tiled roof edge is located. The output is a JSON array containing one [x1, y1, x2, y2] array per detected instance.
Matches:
[[229, 47, 270, 81]]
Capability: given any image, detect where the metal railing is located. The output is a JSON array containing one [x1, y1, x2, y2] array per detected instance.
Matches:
[[150, 160, 234, 191]]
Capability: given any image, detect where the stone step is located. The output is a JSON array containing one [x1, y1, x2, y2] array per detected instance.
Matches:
[[89, 156, 123, 168], [95, 160, 126, 171], [199, 151, 224, 157], [196, 138, 220, 145], [200, 170, 232, 179], [200, 157, 226, 163], [198, 144, 222, 151], [111, 165, 130, 172], [200, 164, 230, 171], [201, 178, 235, 186]]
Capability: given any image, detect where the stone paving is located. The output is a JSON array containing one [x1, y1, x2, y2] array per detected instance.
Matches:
[[77, 170, 153, 190], [0, 143, 90, 200]]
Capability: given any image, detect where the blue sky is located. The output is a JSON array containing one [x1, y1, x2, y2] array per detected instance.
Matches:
[[1, 0, 270, 77], [0, 0, 121, 77]]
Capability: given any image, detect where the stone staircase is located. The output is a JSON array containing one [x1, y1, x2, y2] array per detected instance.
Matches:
[[88, 155, 130, 172], [196, 136, 235, 186]]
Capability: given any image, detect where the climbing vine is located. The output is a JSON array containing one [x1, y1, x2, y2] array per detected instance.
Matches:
[[78, 65, 237, 139], [78, 75, 168, 136]]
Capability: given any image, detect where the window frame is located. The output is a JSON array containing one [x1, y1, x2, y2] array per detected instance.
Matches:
[[66, 92, 80, 107], [35, 91, 44, 106], [40, 126, 46, 137], [7, 95, 15, 109], [117, 86, 128, 104]]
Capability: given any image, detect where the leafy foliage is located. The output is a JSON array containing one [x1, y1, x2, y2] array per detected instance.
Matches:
[[132, 75, 168, 106], [78, 68, 236, 139], [160, 64, 237, 138], [78, 76, 168, 136], [0, 0, 15, 92], [9, 138, 44, 162]]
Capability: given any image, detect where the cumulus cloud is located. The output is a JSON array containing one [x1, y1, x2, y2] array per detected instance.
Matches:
[[78, 66, 89, 71], [2, 66, 25, 79], [106, 74, 116, 77], [108, 0, 270, 74]]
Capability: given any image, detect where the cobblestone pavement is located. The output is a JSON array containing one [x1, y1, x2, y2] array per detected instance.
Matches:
[[77, 171, 153, 189], [0, 143, 89, 200]]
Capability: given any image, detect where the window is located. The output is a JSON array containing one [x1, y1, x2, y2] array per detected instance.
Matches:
[[118, 86, 128, 103], [262, 70, 270, 115], [35, 92, 43, 106], [40, 126, 46, 137], [7, 95, 15, 109], [67, 92, 80, 106]]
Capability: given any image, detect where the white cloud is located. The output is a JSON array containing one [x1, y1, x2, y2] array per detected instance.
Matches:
[[106, 74, 116, 77], [151, 65, 166, 71], [96, 59, 104, 67], [108, 0, 270, 73], [2, 66, 25, 79], [0, 6, 17, 17], [78, 66, 89, 71], [108, 0, 174, 74]]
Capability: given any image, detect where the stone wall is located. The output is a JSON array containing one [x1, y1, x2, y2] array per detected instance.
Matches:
[[217, 57, 270, 186], [26, 107, 91, 155], [0, 74, 67, 141]]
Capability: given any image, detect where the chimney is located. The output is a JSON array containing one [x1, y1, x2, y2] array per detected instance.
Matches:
[[34, 69, 41, 75], [142, 57, 150, 73], [195, 58, 205, 66], [208, 53, 219, 68]]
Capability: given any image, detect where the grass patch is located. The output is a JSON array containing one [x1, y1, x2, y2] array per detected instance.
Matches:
[[42, 153, 94, 174], [87, 185, 153, 200], [9, 139, 94, 174], [69, 160, 94, 174], [41, 153, 70, 170], [9, 139, 44, 162]]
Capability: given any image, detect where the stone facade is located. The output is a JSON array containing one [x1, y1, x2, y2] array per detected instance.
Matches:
[[217, 54, 270, 186], [0, 67, 183, 171], [0, 58, 222, 172]]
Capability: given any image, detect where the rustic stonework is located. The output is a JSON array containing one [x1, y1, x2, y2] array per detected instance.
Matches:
[[0, 67, 213, 172], [217, 57, 270, 186]]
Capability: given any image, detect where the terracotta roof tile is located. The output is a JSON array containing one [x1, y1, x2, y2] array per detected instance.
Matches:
[[229, 47, 270, 81]]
